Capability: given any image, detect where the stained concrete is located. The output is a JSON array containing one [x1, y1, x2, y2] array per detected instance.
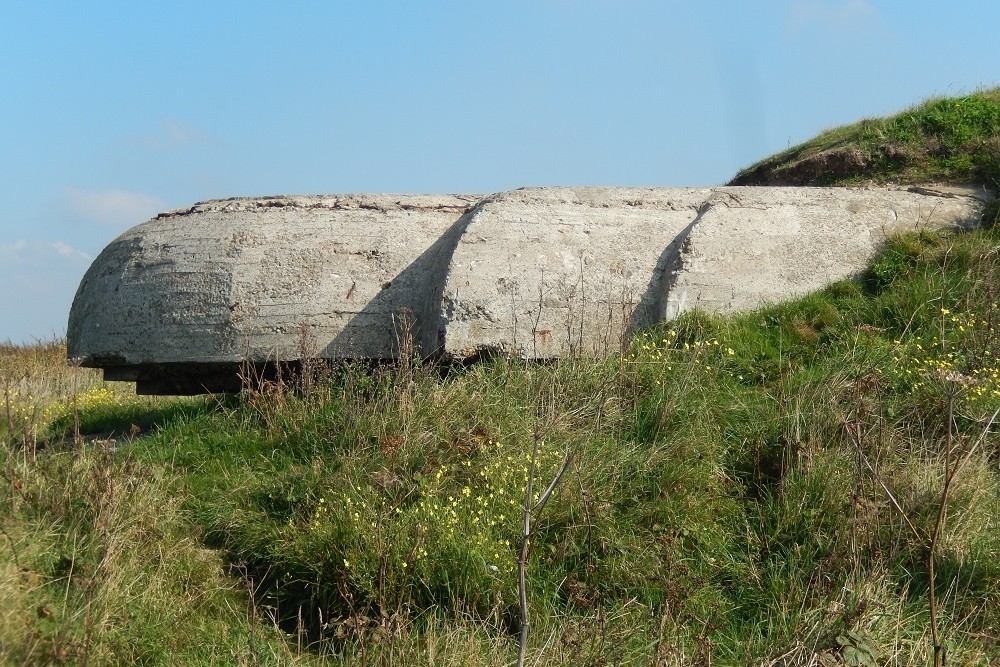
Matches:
[[67, 194, 479, 368], [67, 186, 991, 392]]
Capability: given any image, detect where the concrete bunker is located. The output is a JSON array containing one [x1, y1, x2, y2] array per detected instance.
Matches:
[[67, 186, 990, 394]]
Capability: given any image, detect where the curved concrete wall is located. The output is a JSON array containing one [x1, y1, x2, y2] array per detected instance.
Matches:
[[67, 186, 988, 392]]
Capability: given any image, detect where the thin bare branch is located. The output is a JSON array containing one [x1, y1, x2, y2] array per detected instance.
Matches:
[[532, 447, 571, 514], [844, 418, 923, 542], [952, 405, 1000, 480]]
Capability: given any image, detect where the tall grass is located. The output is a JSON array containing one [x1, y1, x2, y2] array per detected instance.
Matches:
[[0, 345, 298, 664], [3, 225, 1000, 665]]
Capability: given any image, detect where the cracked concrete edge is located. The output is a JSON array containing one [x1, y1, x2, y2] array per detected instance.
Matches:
[[67, 186, 991, 377], [153, 193, 482, 219]]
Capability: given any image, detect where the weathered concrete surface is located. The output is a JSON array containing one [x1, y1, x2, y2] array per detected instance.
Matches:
[[67, 194, 479, 368], [67, 185, 991, 392], [440, 187, 709, 357], [661, 186, 986, 318]]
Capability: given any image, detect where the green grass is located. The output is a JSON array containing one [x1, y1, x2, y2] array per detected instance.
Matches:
[[6, 224, 1000, 664], [730, 87, 1000, 190]]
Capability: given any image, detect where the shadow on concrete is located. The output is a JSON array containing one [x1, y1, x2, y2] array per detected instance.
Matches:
[[627, 219, 697, 338], [627, 197, 723, 337], [326, 201, 484, 360], [633, 192, 741, 332]]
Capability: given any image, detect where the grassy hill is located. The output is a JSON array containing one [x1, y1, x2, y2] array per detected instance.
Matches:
[[730, 88, 1000, 191], [3, 91, 1000, 665]]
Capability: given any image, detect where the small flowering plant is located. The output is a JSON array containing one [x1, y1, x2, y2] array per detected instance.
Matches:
[[3, 384, 136, 442], [889, 306, 1000, 414], [629, 326, 741, 387], [294, 435, 566, 615]]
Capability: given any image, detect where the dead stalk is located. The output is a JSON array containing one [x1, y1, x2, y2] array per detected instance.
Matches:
[[927, 388, 955, 667], [844, 420, 922, 543], [927, 393, 999, 667], [517, 424, 572, 667], [849, 373, 999, 667], [516, 386, 607, 667]]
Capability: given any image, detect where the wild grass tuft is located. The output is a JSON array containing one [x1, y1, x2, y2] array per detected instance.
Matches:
[[0, 344, 297, 664]]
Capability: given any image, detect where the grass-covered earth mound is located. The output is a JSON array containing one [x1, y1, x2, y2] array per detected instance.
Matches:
[[3, 91, 1000, 665], [731, 88, 1000, 190]]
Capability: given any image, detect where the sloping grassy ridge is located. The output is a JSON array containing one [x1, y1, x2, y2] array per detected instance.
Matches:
[[730, 88, 1000, 189], [170, 227, 1000, 666]]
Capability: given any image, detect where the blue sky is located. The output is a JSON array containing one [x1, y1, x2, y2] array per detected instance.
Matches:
[[2, 0, 998, 343]]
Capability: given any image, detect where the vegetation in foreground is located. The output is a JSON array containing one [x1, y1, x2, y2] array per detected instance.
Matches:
[[730, 87, 1000, 191], [3, 223, 1000, 665], [4, 88, 1000, 665]]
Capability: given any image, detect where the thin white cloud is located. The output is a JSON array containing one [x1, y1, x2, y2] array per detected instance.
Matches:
[[0, 239, 28, 260], [136, 118, 224, 149], [0, 241, 93, 343], [65, 187, 165, 228], [51, 241, 92, 261], [164, 119, 209, 144], [0, 239, 92, 263], [788, 0, 880, 34]]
